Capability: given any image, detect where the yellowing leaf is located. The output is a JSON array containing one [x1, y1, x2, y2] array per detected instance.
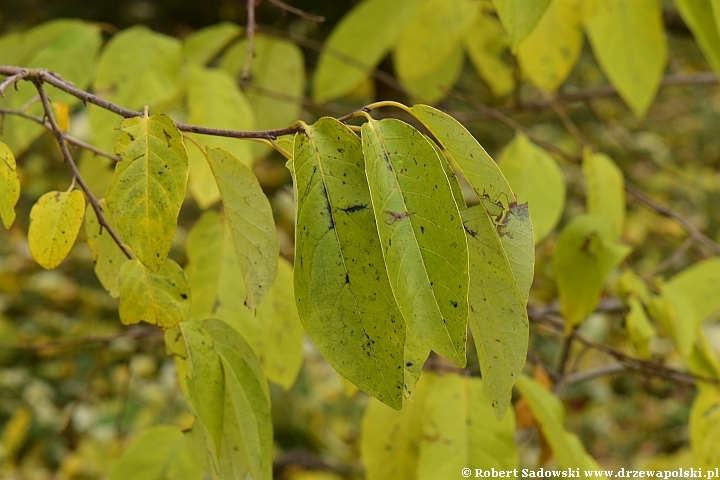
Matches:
[[0, 141, 20, 229], [110, 426, 203, 480], [28, 189, 85, 269], [463, 13, 516, 97], [183, 22, 241, 65], [294, 117, 405, 409], [118, 259, 190, 329], [674, 0, 720, 74], [205, 147, 278, 309], [106, 113, 188, 272], [463, 205, 528, 420], [499, 133, 566, 244], [583, 150, 625, 240], [626, 296, 655, 358], [690, 386, 720, 468], [312, 0, 422, 102], [492, 0, 552, 49], [52, 102, 70, 132], [362, 117, 469, 366], [515, 375, 601, 470], [553, 214, 631, 330], [398, 44, 465, 103], [85, 200, 130, 298], [583, 0, 667, 117], [2, 407, 32, 463], [517, 0, 583, 92], [666, 257, 720, 324]]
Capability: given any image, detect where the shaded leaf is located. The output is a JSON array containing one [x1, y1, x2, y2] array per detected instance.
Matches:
[[492, 0, 552, 49], [0, 141, 20, 229], [183, 22, 241, 65], [674, 0, 720, 74], [28, 189, 85, 269], [583, 150, 625, 240], [84, 199, 129, 298]]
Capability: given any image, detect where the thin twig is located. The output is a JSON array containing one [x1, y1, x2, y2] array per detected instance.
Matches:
[[540, 91, 591, 148], [649, 236, 696, 276], [33, 80, 133, 259], [266, 0, 325, 22], [0, 70, 27, 96], [242, 0, 258, 80], [0, 326, 161, 352], [563, 363, 627, 385]]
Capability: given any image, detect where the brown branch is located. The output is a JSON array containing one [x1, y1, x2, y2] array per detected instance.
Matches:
[[0, 70, 27, 96], [242, 0, 259, 80], [33, 80, 133, 259], [0, 326, 161, 352], [649, 236, 696, 276], [266, 0, 325, 22]]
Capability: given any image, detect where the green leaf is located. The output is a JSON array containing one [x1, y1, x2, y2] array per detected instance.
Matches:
[[583, 150, 625, 240], [219, 33, 305, 160], [463, 12, 516, 97], [0, 141, 20, 229], [491, 0, 552, 49], [626, 296, 655, 358], [90, 26, 182, 151], [517, 0, 583, 92], [186, 65, 256, 208], [674, 0, 720, 74], [28, 189, 85, 269], [394, 0, 478, 101], [463, 205, 528, 420], [109, 426, 203, 480], [515, 375, 600, 469], [398, 44, 465, 104], [583, 0, 667, 117], [205, 147, 278, 309], [183, 22, 241, 65], [293, 117, 405, 409], [690, 386, 720, 468], [118, 258, 190, 329], [85, 199, 129, 298], [312, 0, 423, 102], [106, 113, 188, 272], [498, 203, 535, 306], [361, 117, 469, 365], [553, 214, 631, 331], [666, 257, 720, 324], [499, 133, 566, 244]]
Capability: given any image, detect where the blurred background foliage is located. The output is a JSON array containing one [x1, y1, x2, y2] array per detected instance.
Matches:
[[1, 0, 720, 478]]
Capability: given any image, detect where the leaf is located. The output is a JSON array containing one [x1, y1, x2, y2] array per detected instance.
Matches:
[[690, 386, 720, 468], [294, 117, 405, 409], [28, 189, 85, 269], [361, 117, 469, 365], [109, 426, 203, 480], [183, 22, 241, 65], [666, 257, 720, 324], [205, 147, 278, 309], [498, 203, 535, 306], [219, 33, 305, 159], [118, 258, 190, 329], [106, 113, 188, 272], [499, 133, 566, 244], [515, 375, 601, 470], [186, 65, 256, 208], [90, 26, 182, 151], [491, 0, 552, 49], [626, 296, 655, 358], [553, 214, 631, 331], [583, 0, 667, 117], [84, 200, 129, 298], [0, 141, 20, 229], [312, 0, 423, 102], [517, 0, 583, 92], [583, 150, 625, 240], [398, 44, 465, 104], [463, 205, 528, 420], [674, 0, 720, 74], [463, 12, 516, 97], [394, 0, 478, 100]]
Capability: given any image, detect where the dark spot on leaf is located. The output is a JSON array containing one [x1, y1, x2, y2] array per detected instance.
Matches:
[[340, 204, 367, 214], [420, 226, 425, 234], [180, 293, 187, 299]]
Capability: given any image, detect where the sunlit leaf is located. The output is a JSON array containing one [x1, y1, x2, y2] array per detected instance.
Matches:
[[583, 150, 625, 240], [674, 0, 720, 74], [666, 257, 720, 324], [118, 258, 190, 329], [85, 200, 129, 298], [28, 189, 85, 269], [491, 0, 552, 49], [0, 141, 20, 229], [362, 117, 469, 365], [463, 12, 515, 97], [106, 113, 188, 272], [690, 386, 720, 468], [294, 117, 405, 408], [183, 22, 241, 65]]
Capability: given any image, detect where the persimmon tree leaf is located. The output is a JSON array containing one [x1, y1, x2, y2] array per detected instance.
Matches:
[[84, 200, 129, 298], [553, 214, 631, 331], [361, 117, 469, 366], [499, 133, 566, 244], [517, 0, 583, 93], [312, 0, 422, 102], [626, 296, 655, 358], [106, 113, 188, 272], [109, 426, 203, 480], [293, 117, 405, 409], [183, 22, 241, 65], [666, 257, 720, 324], [0, 141, 20, 229], [583, 0, 667, 117], [491, 0, 552, 49], [690, 386, 720, 468], [674, 0, 720, 74], [118, 258, 190, 329], [399, 44, 465, 103], [28, 189, 85, 269], [515, 375, 601, 469], [583, 150, 625, 240], [463, 205, 528, 420], [205, 147, 278, 309], [463, 12, 515, 97]]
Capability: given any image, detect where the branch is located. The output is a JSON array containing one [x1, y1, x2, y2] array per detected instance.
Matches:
[[242, 0, 259, 80], [266, 0, 325, 22], [1, 326, 161, 352], [33, 80, 133, 259]]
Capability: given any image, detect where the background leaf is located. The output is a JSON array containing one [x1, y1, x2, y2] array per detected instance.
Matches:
[[0, 141, 20, 228], [28, 189, 85, 269], [583, 150, 625, 240], [491, 0, 552, 49], [84, 199, 129, 298]]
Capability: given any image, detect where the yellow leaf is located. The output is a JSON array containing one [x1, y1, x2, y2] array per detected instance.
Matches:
[[2, 407, 32, 464], [690, 386, 720, 468], [583, 150, 625, 240], [463, 13, 515, 97], [492, 0, 552, 49], [52, 101, 70, 132], [28, 189, 85, 269], [0, 141, 20, 228], [85, 199, 130, 298]]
